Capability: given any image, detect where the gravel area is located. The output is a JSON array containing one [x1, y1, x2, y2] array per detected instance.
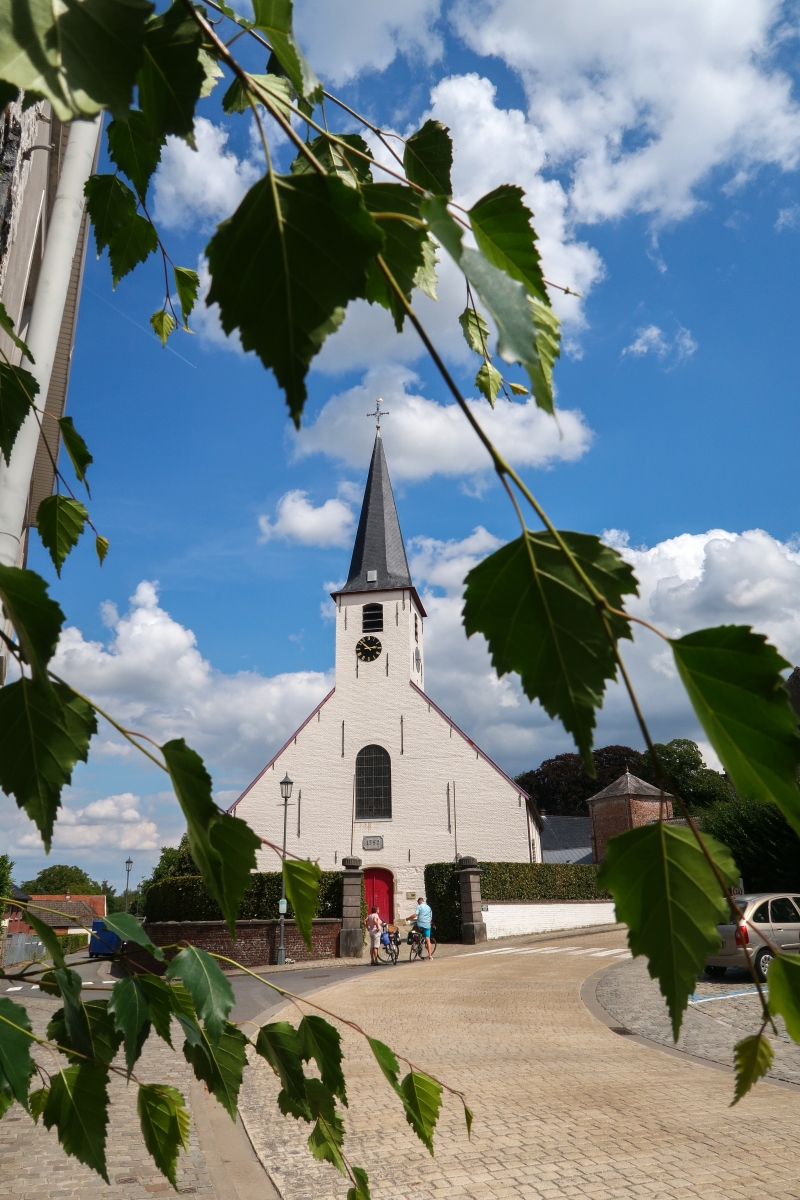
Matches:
[[595, 956, 800, 1085]]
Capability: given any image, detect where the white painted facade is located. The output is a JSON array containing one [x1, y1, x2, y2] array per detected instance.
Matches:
[[232, 584, 540, 920], [483, 902, 617, 940]]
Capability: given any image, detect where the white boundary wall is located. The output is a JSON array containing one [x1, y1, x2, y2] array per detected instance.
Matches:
[[484, 901, 617, 939]]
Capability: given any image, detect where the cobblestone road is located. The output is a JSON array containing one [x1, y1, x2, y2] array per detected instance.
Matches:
[[238, 930, 800, 1200], [596, 956, 800, 1085], [0, 994, 216, 1200]]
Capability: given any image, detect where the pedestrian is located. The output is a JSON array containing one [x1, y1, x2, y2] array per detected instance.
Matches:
[[407, 895, 434, 960], [365, 905, 383, 965]]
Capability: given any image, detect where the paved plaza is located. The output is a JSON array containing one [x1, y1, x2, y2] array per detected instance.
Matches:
[[3, 928, 800, 1199]]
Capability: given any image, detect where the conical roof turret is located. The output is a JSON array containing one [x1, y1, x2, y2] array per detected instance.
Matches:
[[339, 434, 412, 594]]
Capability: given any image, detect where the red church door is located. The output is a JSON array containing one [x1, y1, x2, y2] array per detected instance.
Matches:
[[364, 868, 394, 924]]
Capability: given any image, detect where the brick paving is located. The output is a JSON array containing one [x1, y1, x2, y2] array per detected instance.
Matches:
[[0, 995, 216, 1199], [596, 955, 800, 1084], [238, 929, 800, 1200]]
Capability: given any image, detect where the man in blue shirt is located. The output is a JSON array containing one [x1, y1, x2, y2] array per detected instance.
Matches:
[[407, 896, 434, 960]]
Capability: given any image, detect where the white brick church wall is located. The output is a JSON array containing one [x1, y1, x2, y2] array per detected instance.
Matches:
[[234, 588, 540, 921]]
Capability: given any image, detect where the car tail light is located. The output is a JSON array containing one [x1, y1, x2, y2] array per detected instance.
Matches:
[[735, 924, 749, 946]]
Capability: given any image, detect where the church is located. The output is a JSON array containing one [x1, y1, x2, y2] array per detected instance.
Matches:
[[231, 414, 541, 923]]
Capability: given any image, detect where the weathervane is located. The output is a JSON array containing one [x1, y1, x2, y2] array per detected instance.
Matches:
[[366, 396, 389, 434]]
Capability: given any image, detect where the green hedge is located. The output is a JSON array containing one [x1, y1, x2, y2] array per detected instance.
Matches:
[[60, 933, 89, 954], [480, 862, 610, 902], [144, 871, 344, 923], [423, 862, 611, 943], [423, 863, 461, 943]]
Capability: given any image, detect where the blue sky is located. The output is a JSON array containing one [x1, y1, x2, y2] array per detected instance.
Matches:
[[7, 0, 800, 890]]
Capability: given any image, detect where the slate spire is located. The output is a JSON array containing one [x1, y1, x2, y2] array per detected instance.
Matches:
[[341, 433, 412, 593]]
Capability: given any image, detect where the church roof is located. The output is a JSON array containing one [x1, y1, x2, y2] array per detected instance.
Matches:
[[338, 434, 413, 595], [587, 771, 671, 804]]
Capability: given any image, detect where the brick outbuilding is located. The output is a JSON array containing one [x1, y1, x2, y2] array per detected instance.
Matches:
[[587, 771, 673, 861]]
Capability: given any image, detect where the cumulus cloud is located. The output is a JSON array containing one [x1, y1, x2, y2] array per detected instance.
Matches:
[[295, 0, 442, 84], [410, 524, 800, 770], [452, 0, 800, 224], [51, 581, 332, 777], [16, 793, 159, 853], [258, 487, 356, 547], [7, 524, 800, 860], [153, 117, 260, 231], [622, 324, 697, 362], [295, 364, 593, 479]]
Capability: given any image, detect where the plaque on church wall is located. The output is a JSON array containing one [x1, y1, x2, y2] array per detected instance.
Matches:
[[362, 835, 384, 851]]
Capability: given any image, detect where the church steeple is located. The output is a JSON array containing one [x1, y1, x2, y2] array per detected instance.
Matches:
[[340, 433, 412, 595]]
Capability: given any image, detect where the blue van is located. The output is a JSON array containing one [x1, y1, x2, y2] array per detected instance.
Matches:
[[88, 919, 120, 958]]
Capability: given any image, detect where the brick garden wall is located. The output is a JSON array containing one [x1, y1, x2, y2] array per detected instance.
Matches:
[[134, 918, 342, 970]]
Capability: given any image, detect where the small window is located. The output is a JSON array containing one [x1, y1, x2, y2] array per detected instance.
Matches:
[[771, 897, 800, 924], [751, 901, 770, 924], [362, 603, 383, 632], [414, 613, 419, 643], [355, 745, 391, 820]]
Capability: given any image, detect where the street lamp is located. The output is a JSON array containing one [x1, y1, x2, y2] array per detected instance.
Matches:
[[277, 774, 293, 965], [124, 857, 133, 912]]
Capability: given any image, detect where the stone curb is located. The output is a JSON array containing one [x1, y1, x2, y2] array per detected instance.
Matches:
[[580, 960, 800, 1094]]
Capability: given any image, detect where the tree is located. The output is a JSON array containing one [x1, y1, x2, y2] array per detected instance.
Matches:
[[0, 854, 13, 905], [639, 739, 732, 809], [139, 835, 198, 900], [20, 864, 101, 894], [516, 745, 643, 816], [703, 797, 800, 892]]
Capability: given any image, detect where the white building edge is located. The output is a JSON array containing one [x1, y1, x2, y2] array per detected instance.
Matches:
[[231, 424, 541, 923]]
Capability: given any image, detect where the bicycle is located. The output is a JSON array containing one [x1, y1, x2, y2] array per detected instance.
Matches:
[[377, 923, 400, 965], [408, 924, 437, 962]]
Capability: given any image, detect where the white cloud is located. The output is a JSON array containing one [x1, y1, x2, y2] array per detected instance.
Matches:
[[776, 204, 800, 230], [622, 324, 697, 362], [294, 0, 443, 85], [6, 525, 800, 861], [153, 117, 260, 231], [16, 793, 159, 853], [452, 0, 800, 225], [408, 524, 800, 771], [295, 364, 593, 479], [623, 325, 670, 359], [51, 581, 332, 778], [258, 487, 356, 547]]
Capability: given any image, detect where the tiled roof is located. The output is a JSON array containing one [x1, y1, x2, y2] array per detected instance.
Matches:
[[587, 771, 671, 803], [541, 815, 592, 852], [24, 898, 97, 927]]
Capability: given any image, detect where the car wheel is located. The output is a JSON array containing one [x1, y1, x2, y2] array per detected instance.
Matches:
[[705, 965, 727, 979], [755, 947, 774, 983]]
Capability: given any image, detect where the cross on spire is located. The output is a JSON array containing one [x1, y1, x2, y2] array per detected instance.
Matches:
[[366, 396, 389, 435]]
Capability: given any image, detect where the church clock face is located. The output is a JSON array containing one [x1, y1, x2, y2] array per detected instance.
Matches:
[[356, 635, 382, 662]]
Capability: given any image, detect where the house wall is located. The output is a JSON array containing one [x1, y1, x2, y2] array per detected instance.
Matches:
[[234, 589, 536, 923]]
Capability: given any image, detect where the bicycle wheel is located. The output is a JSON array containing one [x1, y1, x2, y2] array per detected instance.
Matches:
[[409, 938, 422, 962], [377, 943, 396, 965]]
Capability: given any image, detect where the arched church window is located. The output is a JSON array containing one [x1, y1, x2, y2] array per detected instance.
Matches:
[[355, 745, 391, 819], [362, 603, 383, 632]]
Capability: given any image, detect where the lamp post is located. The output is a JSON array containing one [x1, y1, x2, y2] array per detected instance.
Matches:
[[124, 857, 133, 912], [277, 774, 293, 965]]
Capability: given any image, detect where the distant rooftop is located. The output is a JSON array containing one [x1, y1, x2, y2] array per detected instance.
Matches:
[[587, 771, 672, 804], [540, 815, 592, 864]]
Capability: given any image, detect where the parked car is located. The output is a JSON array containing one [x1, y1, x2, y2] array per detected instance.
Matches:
[[88, 919, 120, 958], [705, 892, 800, 982]]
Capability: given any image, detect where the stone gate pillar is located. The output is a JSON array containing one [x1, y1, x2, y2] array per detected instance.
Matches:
[[340, 856, 364, 958], [457, 856, 487, 944]]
